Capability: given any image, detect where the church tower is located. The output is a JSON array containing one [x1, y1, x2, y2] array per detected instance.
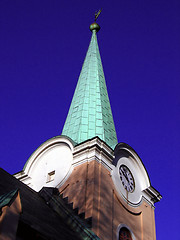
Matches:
[[15, 18, 161, 240]]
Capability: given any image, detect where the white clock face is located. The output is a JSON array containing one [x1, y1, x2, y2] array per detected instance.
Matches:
[[119, 165, 135, 192]]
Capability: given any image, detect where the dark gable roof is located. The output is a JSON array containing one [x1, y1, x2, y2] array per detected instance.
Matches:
[[0, 189, 18, 209], [0, 168, 95, 240]]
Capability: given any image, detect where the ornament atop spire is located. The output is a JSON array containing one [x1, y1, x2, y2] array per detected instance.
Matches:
[[90, 9, 102, 32], [95, 9, 102, 22]]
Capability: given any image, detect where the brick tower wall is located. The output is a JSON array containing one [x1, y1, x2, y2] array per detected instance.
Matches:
[[59, 160, 156, 240]]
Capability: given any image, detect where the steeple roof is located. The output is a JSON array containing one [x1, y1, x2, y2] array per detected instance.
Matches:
[[62, 23, 117, 149]]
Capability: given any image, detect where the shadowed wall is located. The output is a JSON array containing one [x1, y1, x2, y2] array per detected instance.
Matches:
[[59, 160, 156, 240]]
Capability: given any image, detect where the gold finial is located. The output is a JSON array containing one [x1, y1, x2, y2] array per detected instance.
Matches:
[[95, 9, 102, 22], [90, 9, 101, 32]]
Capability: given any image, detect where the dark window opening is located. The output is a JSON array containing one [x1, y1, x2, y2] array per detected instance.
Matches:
[[119, 227, 132, 240]]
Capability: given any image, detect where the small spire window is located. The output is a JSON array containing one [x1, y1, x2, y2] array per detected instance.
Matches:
[[46, 170, 55, 183]]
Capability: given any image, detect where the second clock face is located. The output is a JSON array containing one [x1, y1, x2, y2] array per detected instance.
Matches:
[[119, 165, 135, 192]]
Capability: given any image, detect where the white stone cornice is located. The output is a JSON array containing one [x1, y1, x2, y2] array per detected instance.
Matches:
[[73, 137, 114, 171], [142, 186, 162, 205]]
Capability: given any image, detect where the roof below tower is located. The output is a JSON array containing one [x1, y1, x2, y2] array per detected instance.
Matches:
[[0, 168, 99, 240], [62, 23, 118, 149]]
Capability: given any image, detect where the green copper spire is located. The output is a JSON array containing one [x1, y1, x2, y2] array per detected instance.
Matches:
[[62, 22, 118, 149]]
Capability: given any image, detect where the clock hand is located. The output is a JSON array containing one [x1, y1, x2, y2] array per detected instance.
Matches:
[[121, 169, 127, 176], [122, 170, 130, 183]]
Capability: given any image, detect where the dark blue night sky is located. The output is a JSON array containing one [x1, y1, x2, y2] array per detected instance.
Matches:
[[0, 1, 179, 239]]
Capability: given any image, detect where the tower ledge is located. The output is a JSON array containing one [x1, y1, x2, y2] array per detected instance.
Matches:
[[73, 136, 114, 171]]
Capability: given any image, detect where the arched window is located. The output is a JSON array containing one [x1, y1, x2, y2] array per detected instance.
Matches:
[[119, 227, 132, 240]]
